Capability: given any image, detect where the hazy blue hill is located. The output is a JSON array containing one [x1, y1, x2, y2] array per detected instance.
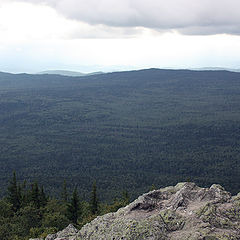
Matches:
[[0, 71, 14, 77], [0, 68, 240, 200], [190, 67, 240, 72]]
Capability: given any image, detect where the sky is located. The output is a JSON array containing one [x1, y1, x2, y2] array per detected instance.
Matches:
[[0, 0, 240, 73]]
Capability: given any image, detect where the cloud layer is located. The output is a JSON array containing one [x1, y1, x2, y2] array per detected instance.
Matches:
[[13, 0, 240, 35]]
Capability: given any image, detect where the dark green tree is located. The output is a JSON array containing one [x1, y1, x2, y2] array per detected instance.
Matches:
[[12, 204, 42, 237], [39, 186, 47, 207], [122, 190, 130, 205], [31, 182, 40, 209], [7, 171, 21, 212], [90, 181, 98, 215], [150, 184, 156, 191], [61, 179, 68, 202], [67, 187, 80, 224], [42, 199, 69, 230], [21, 180, 28, 207]]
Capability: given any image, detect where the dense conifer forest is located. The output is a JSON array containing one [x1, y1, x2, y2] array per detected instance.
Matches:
[[0, 69, 240, 202], [0, 172, 129, 240]]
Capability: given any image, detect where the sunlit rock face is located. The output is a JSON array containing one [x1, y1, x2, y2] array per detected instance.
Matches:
[[37, 182, 240, 240]]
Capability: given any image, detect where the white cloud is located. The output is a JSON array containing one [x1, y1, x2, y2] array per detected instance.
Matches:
[[10, 0, 240, 35], [0, 2, 75, 41], [0, 1, 153, 42], [1, 0, 240, 73]]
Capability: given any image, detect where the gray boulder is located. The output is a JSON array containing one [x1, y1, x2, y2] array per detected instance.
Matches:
[[31, 182, 240, 240], [45, 224, 78, 240], [29, 239, 44, 240], [45, 234, 57, 240], [77, 182, 240, 239]]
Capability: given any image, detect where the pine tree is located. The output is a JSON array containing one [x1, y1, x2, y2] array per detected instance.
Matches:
[[90, 181, 98, 215], [67, 187, 80, 224], [21, 180, 27, 206], [39, 186, 47, 207], [122, 190, 130, 205], [61, 179, 68, 202], [7, 171, 21, 212], [31, 182, 40, 209], [150, 184, 156, 191]]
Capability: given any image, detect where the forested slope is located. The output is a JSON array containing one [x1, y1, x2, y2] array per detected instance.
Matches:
[[0, 69, 240, 200]]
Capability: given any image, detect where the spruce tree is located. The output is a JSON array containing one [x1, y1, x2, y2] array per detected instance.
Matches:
[[122, 190, 130, 205], [39, 186, 47, 207], [67, 187, 80, 224], [150, 184, 156, 191], [61, 179, 68, 202], [90, 181, 98, 215], [31, 182, 40, 209], [7, 171, 21, 212], [21, 180, 28, 206]]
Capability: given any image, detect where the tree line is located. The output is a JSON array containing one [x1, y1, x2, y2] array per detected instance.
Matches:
[[0, 172, 130, 240]]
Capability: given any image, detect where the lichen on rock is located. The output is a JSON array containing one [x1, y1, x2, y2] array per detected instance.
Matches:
[[36, 182, 240, 240]]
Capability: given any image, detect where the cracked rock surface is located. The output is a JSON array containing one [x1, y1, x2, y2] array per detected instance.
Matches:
[[35, 182, 240, 240]]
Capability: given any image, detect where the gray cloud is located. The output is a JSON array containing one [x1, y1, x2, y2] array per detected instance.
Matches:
[[67, 24, 144, 39], [13, 0, 240, 35]]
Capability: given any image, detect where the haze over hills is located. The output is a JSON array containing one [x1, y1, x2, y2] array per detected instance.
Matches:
[[2, 66, 240, 76], [190, 67, 240, 72], [36, 70, 105, 77], [0, 68, 240, 201]]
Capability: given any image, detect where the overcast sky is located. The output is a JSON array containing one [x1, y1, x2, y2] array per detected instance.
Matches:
[[0, 0, 240, 73]]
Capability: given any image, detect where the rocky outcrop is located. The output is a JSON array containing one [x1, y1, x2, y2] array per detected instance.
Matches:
[[39, 182, 240, 240]]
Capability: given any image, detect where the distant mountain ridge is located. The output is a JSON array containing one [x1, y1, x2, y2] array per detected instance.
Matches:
[[190, 67, 240, 72], [1, 67, 240, 76]]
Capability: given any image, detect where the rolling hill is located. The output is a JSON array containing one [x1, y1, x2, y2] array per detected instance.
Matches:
[[0, 68, 240, 201]]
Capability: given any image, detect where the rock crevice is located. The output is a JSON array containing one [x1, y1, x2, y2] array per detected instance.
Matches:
[[33, 182, 240, 240]]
